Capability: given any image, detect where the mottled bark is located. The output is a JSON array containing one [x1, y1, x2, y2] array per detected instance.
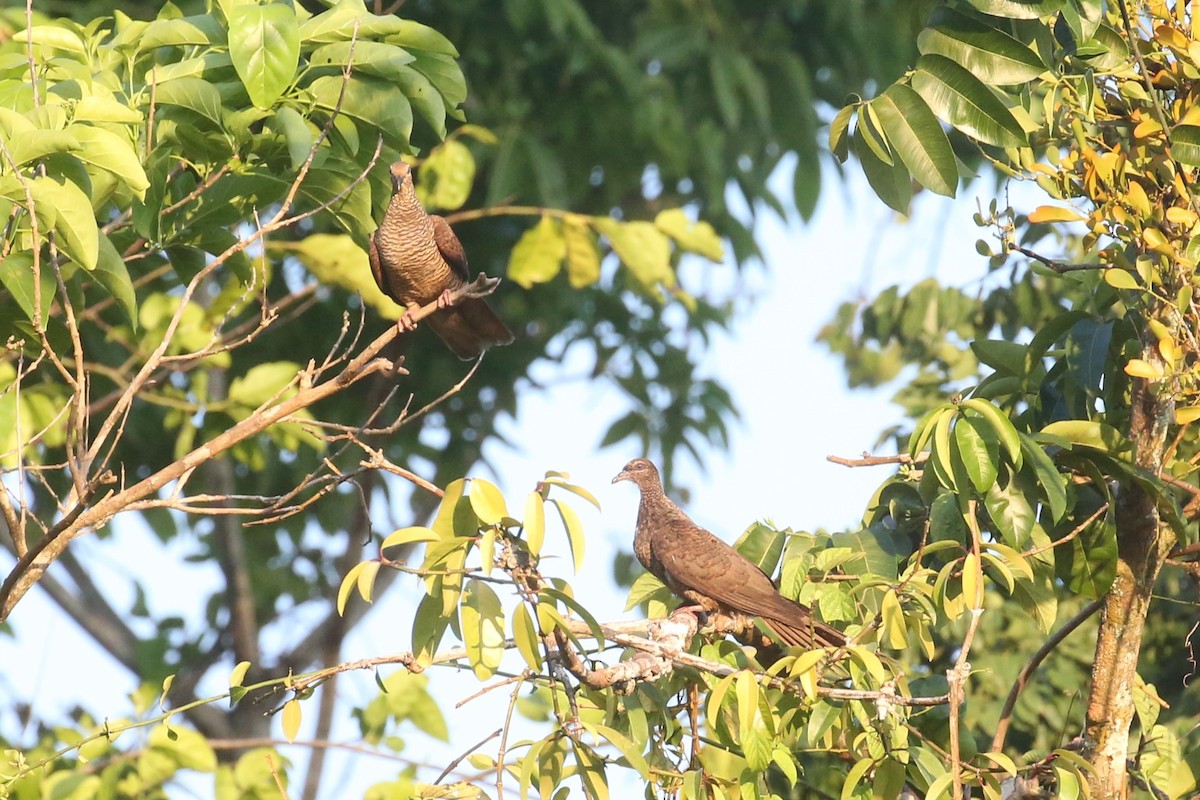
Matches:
[[1084, 355, 1176, 798]]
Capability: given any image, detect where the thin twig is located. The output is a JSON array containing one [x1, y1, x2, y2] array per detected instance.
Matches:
[[433, 729, 502, 785], [826, 452, 913, 468], [991, 599, 1104, 753], [1009, 244, 1106, 274]]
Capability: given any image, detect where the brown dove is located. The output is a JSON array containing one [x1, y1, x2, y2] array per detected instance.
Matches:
[[613, 458, 844, 649], [368, 161, 514, 359]]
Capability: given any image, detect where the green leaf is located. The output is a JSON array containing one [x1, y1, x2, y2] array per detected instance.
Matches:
[[412, 590, 452, 668], [67, 124, 150, 199], [310, 39, 416, 75], [874, 758, 907, 800], [870, 84, 957, 197], [507, 216, 564, 288], [625, 572, 671, 612], [562, 214, 601, 288], [550, 499, 586, 573], [227, 362, 300, 409], [1019, 433, 1068, 522], [654, 208, 724, 262], [911, 54, 1026, 147], [7, 129, 80, 169], [917, 7, 1047, 85], [593, 218, 675, 291], [511, 603, 543, 671], [583, 723, 651, 780], [139, 14, 225, 50], [1040, 420, 1129, 453], [460, 579, 506, 680], [523, 491, 546, 555], [0, 252, 55, 323], [1065, 507, 1117, 597], [960, 398, 1023, 467], [842, 757, 873, 800], [1172, 125, 1200, 167], [431, 478, 477, 538], [1143, 724, 1180, 793], [954, 416, 999, 493], [28, 175, 98, 271], [540, 586, 605, 648], [732, 522, 784, 576], [154, 77, 226, 127], [308, 75, 413, 152], [468, 478, 508, 525], [981, 542, 1035, 582], [228, 2, 301, 109], [267, 106, 313, 170], [93, 233, 138, 327], [971, 339, 1029, 376], [853, 123, 911, 214], [984, 471, 1035, 546], [970, 0, 1064, 18], [829, 103, 855, 162]]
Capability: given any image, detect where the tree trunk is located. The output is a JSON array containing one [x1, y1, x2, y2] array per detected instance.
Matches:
[[1083, 365, 1176, 798]]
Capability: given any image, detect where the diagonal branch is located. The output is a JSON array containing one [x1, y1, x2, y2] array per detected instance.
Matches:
[[0, 275, 505, 621]]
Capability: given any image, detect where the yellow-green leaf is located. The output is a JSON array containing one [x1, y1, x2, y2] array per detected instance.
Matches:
[[281, 699, 301, 744], [511, 603, 543, 671], [551, 499, 586, 573], [1028, 205, 1085, 222], [31, 175, 99, 270], [508, 216, 565, 288], [1175, 405, 1200, 424], [229, 661, 251, 688], [479, 528, 496, 575], [1124, 358, 1165, 379], [963, 552, 982, 609], [418, 139, 475, 211], [381, 525, 441, 550], [461, 579, 506, 680], [469, 478, 508, 525], [593, 218, 674, 291], [654, 208, 725, 262], [356, 560, 380, 605], [1103, 268, 1141, 290], [523, 491, 546, 555], [563, 214, 601, 288], [583, 723, 651, 780], [880, 590, 908, 649], [542, 475, 602, 510], [336, 561, 369, 615]]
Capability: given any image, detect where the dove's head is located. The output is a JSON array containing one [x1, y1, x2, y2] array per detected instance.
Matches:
[[389, 161, 413, 191], [612, 458, 662, 492]]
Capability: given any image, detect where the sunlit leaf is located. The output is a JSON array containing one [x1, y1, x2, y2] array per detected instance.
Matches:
[[461, 579, 506, 680], [550, 499, 586, 573], [912, 54, 1026, 147], [508, 216, 565, 288], [468, 478, 508, 525], [511, 603, 543, 671], [281, 699, 301, 743]]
